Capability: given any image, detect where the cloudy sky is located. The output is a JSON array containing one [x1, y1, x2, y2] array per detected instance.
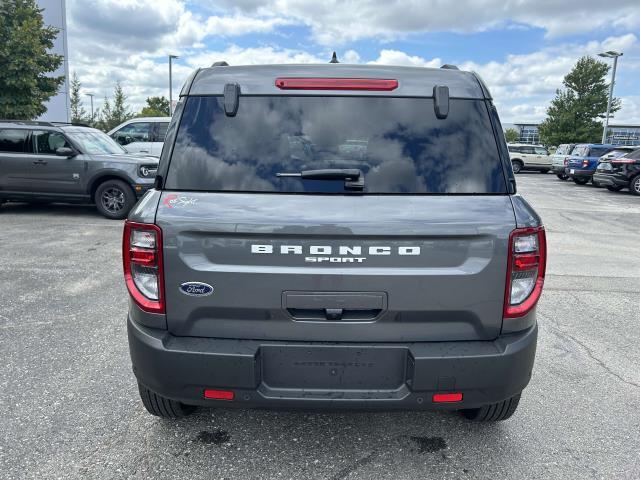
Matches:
[[65, 0, 640, 123]]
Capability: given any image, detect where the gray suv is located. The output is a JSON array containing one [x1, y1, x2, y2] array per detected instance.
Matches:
[[0, 121, 159, 219], [125, 63, 546, 422]]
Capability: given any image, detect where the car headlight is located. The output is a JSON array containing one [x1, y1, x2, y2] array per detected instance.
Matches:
[[139, 165, 158, 177]]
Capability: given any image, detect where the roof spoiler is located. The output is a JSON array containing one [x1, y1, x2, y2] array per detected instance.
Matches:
[[441, 64, 459, 70], [212, 61, 229, 67]]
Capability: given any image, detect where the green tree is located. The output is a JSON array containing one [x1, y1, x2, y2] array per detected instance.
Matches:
[[138, 96, 170, 117], [95, 82, 133, 131], [539, 56, 621, 145], [69, 72, 87, 124], [504, 128, 520, 143], [0, 0, 65, 119]]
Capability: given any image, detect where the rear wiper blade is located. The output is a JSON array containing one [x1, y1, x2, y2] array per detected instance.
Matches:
[[277, 169, 361, 180], [277, 169, 364, 190]]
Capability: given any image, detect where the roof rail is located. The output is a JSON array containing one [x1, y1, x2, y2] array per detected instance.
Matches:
[[441, 64, 460, 70], [51, 121, 91, 127], [0, 119, 52, 126], [211, 61, 229, 67]]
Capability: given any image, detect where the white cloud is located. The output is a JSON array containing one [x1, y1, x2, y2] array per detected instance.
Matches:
[[224, 0, 640, 44], [368, 50, 441, 68]]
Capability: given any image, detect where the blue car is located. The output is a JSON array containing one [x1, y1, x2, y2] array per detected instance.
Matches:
[[565, 144, 617, 185]]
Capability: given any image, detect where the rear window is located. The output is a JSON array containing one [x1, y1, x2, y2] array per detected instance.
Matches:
[[573, 146, 589, 157], [0, 129, 29, 153], [589, 147, 611, 157], [166, 96, 507, 194]]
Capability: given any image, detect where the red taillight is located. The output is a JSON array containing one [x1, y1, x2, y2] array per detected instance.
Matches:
[[611, 158, 636, 164], [123, 221, 165, 314], [563, 156, 569, 165], [204, 389, 235, 400], [504, 227, 546, 318], [433, 392, 463, 403], [275, 77, 398, 91]]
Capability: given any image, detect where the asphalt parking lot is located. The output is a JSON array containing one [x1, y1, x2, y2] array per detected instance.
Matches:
[[1, 174, 639, 480]]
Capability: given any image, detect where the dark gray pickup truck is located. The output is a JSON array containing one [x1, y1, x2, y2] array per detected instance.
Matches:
[[124, 62, 546, 422], [0, 121, 158, 219]]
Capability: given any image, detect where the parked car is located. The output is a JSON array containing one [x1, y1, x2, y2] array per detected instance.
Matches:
[[565, 144, 617, 185], [591, 146, 637, 187], [507, 143, 552, 173], [551, 143, 577, 180], [124, 63, 545, 422], [0, 121, 158, 219], [593, 147, 640, 195], [108, 117, 170, 157]]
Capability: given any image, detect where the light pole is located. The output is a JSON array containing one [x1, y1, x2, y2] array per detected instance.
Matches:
[[86, 93, 94, 124], [598, 51, 623, 144], [169, 54, 179, 116]]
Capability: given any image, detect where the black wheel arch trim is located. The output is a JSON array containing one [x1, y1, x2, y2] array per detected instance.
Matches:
[[87, 170, 135, 197]]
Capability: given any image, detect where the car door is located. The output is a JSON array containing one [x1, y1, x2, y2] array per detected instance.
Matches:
[[29, 130, 86, 196], [534, 146, 551, 166], [0, 128, 39, 194], [520, 146, 535, 166]]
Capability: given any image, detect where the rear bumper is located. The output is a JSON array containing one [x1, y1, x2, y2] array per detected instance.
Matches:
[[592, 173, 629, 188], [566, 167, 594, 178], [128, 316, 538, 410]]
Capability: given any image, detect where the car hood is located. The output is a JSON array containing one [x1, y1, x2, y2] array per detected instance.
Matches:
[[91, 153, 159, 165]]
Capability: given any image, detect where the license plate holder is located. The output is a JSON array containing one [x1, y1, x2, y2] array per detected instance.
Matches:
[[261, 345, 407, 390]]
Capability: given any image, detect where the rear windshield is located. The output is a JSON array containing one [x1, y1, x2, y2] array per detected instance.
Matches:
[[166, 96, 507, 194]]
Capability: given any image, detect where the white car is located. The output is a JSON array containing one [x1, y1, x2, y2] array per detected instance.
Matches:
[[507, 143, 552, 174], [108, 117, 170, 157]]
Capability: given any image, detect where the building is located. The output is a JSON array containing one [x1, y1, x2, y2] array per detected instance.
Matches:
[[36, 0, 69, 123], [504, 123, 640, 146]]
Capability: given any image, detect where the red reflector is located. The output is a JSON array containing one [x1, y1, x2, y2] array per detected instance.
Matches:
[[130, 248, 156, 266], [514, 253, 539, 270], [275, 77, 398, 91], [204, 389, 235, 401], [433, 392, 463, 403]]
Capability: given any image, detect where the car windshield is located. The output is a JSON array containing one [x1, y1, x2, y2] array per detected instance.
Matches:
[[167, 96, 508, 194], [68, 131, 126, 155]]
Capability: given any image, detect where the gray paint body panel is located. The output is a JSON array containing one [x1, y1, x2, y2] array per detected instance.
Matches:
[[188, 64, 487, 99], [156, 192, 518, 342]]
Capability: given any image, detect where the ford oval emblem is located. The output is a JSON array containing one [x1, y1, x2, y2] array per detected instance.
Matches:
[[179, 282, 214, 297]]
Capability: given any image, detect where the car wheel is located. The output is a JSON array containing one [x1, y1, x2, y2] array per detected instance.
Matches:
[[606, 186, 624, 192], [511, 160, 523, 174], [460, 393, 521, 422], [138, 383, 197, 419], [94, 179, 136, 219], [556, 173, 568, 180], [573, 177, 589, 185], [631, 175, 640, 196]]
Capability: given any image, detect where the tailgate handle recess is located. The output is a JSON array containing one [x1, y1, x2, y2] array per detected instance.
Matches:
[[282, 291, 387, 322]]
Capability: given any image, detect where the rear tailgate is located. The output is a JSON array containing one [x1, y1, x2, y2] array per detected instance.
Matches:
[[157, 192, 516, 342]]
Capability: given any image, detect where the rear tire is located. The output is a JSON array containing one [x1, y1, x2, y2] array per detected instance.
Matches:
[[631, 175, 640, 196], [606, 185, 624, 192], [138, 383, 197, 418], [460, 393, 521, 422], [511, 160, 523, 174], [573, 177, 589, 185], [556, 173, 568, 180], [94, 179, 136, 219]]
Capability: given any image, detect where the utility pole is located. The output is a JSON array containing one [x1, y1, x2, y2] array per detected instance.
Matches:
[[598, 51, 623, 144], [86, 93, 94, 124], [169, 54, 179, 116]]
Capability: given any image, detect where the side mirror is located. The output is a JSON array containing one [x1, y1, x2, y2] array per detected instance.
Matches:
[[56, 147, 76, 157]]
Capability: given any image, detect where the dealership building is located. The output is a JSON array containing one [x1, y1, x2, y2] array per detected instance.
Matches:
[[504, 122, 640, 146], [37, 0, 70, 123]]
